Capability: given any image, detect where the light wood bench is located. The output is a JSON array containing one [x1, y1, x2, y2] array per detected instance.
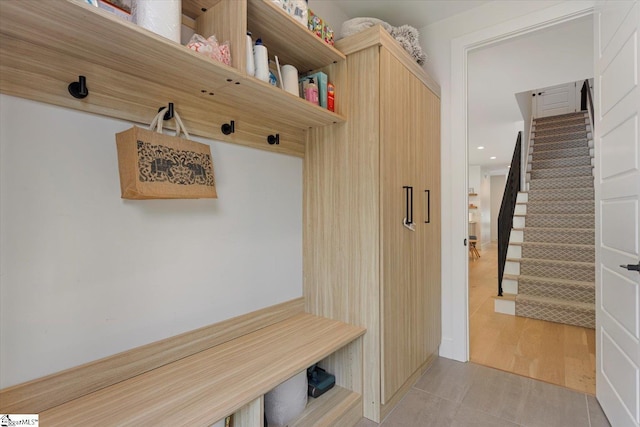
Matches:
[[0, 298, 365, 426]]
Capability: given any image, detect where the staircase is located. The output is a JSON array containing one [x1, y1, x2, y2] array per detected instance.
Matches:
[[500, 112, 595, 329]]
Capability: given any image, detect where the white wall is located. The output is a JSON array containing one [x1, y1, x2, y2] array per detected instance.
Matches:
[[0, 96, 303, 387], [419, 0, 595, 360]]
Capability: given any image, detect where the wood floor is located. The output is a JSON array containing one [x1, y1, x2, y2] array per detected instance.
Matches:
[[469, 242, 596, 395]]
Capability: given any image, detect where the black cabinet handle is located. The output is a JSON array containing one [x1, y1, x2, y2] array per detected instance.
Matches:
[[424, 189, 431, 224], [403, 186, 415, 231]]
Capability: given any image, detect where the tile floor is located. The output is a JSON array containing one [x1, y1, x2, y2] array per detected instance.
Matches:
[[355, 357, 611, 427]]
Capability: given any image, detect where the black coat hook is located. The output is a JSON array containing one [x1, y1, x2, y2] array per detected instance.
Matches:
[[68, 75, 88, 99], [221, 120, 235, 135], [267, 134, 280, 145], [158, 102, 174, 120]]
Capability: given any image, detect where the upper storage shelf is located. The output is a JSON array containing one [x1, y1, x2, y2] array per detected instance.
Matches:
[[246, 0, 345, 73], [0, 0, 345, 157]]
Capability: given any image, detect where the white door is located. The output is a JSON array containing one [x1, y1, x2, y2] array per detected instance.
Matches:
[[595, 1, 640, 426], [533, 82, 578, 118]]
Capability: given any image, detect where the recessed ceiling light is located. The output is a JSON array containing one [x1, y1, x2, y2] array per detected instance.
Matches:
[[490, 156, 497, 159], [477, 146, 485, 150]]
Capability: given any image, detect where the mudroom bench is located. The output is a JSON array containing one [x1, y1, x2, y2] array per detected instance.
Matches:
[[0, 298, 365, 426]]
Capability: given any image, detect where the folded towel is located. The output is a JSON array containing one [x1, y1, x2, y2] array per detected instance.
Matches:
[[341, 18, 428, 65]]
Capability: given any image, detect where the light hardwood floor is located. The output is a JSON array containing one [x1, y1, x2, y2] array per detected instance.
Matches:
[[469, 242, 596, 395]]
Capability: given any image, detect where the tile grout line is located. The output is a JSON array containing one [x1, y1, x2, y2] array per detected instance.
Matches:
[[585, 393, 592, 427]]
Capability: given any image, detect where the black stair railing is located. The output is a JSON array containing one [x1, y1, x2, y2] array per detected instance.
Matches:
[[497, 132, 522, 296], [581, 79, 595, 127]]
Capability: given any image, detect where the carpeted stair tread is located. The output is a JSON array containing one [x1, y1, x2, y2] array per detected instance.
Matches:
[[519, 227, 595, 245], [531, 138, 591, 151], [533, 124, 590, 136], [513, 257, 595, 282], [528, 176, 593, 190], [504, 273, 595, 289], [529, 155, 592, 169], [530, 164, 593, 179], [521, 213, 594, 229], [508, 257, 594, 268], [516, 294, 594, 312], [527, 187, 594, 201], [531, 132, 590, 144], [531, 146, 591, 160], [525, 201, 594, 214], [534, 112, 587, 122]]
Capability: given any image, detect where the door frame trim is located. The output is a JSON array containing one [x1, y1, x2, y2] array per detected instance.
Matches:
[[441, 1, 595, 361]]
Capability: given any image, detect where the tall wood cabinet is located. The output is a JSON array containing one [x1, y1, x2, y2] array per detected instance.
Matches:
[[304, 26, 441, 422]]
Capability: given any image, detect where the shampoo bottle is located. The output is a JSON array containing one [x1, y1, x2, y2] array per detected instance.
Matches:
[[305, 77, 319, 105], [254, 38, 270, 82]]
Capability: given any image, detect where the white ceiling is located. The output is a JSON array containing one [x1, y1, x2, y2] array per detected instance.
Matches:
[[327, 0, 491, 29]]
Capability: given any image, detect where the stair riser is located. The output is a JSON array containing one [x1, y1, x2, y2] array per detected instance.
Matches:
[[510, 230, 523, 243], [528, 176, 594, 191], [525, 215, 594, 229], [524, 229, 594, 245], [531, 147, 591, 161], [515, 302, 594, 328], [528, 188, 594, 201], [531, 138, 591, 152], [521, 245, 594, 262], [520, 262, 595, 282], [526, 202, 594, 215], [495, 298, 516, 315], [518, 282, 595, 304], [535, 112, 588, 123], [530, 166, 593, 180], [530, 156, 592, 169], [507, 245, 522, 259], [516, 192, 528, 203], [502, 278, 518, 294], [505, 260, 520, 275], [515, 204, 527, 215], [532, 124, 590, 137]]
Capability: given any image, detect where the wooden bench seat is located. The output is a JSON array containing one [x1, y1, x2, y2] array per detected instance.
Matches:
[[0, 300, 365, 427]]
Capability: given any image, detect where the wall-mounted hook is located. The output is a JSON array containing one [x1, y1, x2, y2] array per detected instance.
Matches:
[[267, 134, 280, 145], [68, 75, 88, 99], [158, 102, 174, 120], [221, 120, 235, 135]]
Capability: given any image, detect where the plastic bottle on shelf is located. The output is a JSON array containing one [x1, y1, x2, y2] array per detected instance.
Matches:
[[305, 78, 319, 105], [327, 82, 335, 112], [246, 32, 255, 76], [253, 38, 269, 82]]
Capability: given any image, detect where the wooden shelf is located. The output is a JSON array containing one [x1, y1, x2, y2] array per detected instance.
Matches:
[[247, 0, 345, 73], [289, 386, 361, 427], [469, 193, 478, 196], [0, 0, 345, 157]]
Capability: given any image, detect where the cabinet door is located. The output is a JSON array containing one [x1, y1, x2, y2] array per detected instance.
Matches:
[[380, 48, 418, 403], [416, 79, 441, 361]]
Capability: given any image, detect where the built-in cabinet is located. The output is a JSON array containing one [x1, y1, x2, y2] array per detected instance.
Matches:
[[304, 26, 441, 422]]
